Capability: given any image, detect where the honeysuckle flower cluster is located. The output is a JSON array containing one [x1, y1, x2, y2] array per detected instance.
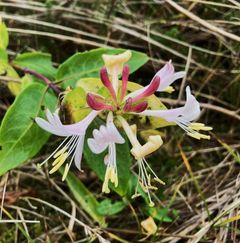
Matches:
[[36, 50, 212, 206]]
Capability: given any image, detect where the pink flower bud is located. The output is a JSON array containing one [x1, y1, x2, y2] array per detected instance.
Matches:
[[123, 97, 133, 112], [130, 101, 148, 113], [131, 76, 160, 103], [100, 67, 117, 101], [121, 65, 129, 101], [87, 93, 114, 111]]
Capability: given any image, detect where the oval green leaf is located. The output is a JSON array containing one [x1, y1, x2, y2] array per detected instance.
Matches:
[[0, 83, 57, 175], [13, 52, 57, 80]]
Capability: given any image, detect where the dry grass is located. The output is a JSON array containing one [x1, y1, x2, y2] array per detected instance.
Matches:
[[0, 0, 240, 242]]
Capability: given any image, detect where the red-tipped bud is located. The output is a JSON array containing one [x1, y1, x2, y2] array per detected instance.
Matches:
[[123, 97, 133, 112], [130, 101, 148, 113], [87, 93, 114, 111], [131, 76, 160, 103], [100, 67, 117, 101], [121, 65, 129, 101]]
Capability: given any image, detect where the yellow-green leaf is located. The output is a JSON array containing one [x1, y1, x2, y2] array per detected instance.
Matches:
[[61, 87, 90, 123], [0, 61, 21, 96], [0, 21, 9, 50]]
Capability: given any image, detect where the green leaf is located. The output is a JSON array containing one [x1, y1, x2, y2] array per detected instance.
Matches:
[[0, 21, 9, 49], [97, 199, 127, 216], [13, 52, 57, 80], [84, 119, 131, 196], [0, 48, 8, 62], [20, 74, 33, 90], [57, 48, 149, 88], [0, 61, 21, 96], [0, 83, 57, 175], [61, 169, 106, 226], [147, 207, 173, 223]]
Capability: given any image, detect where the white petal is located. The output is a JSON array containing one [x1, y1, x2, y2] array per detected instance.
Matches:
[[107, 122, 125, 144], [141, 108, 184, 122], [53, 112, 64, 127], [141, 87, 200, 123], [154, 62, 174, 91], [182, 86, 200, 121], [65, 110, 99, 135], [35, 117, 69, 136], [87, 138, 108, 154], [92, 128, 101, 140], [172, 71, 186, 82], [74, 136, 85, 170], [46, 109, 55, 124], [99, 125, 108, 139]]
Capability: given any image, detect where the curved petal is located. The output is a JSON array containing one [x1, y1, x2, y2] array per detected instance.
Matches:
[[154, 62, 185, 91], [141, 108, 184, 122], [140, 87, 200, 123], [46, 109, 56, 125], [35, 117, 69, 136], [172, 71, 186, 83], [64, 110, 99, 135], [74, 136, 85, 170], [88, 138, 108, 154], [52, 112, 64, 127], [107, 122, 125, 144], [182, 86, 200, 121], [154, 62, 174, 91]]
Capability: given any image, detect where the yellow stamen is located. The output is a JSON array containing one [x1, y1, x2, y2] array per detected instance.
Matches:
[[187, 132, 201, 140], [189, 123, 213, 131], [187, 132, 210, 140], [102, 167, 112, 193], [62, 163, 70, 181], [53, 146, 67, 159], [163, 86, 175, 93], [148, 186, 158, 190], [110, 170, 118, 187], [52, 154, 63, 166], [49, 152, 68, 174], [154, 177, 166, 185], [199, 134, 211, 139]]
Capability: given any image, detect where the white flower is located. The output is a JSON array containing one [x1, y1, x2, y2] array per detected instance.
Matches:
[[87, 113, 125, 193], [35, 110, 99, 180], [141, 86, 212, 139]]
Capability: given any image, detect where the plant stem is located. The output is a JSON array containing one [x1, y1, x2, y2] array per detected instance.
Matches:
[[13, 65, 61, 95]]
